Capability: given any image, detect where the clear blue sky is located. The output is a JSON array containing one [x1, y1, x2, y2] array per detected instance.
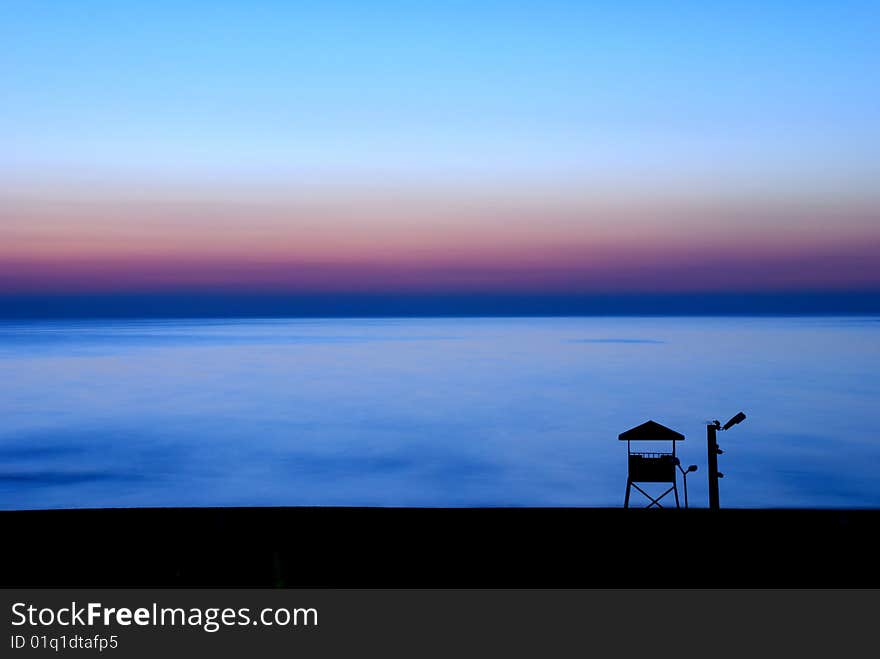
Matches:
[[3, 1, 878, 189], [2, 1, 879, 312]]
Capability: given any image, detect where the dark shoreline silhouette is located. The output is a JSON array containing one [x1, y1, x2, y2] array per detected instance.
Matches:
[[1, 507, 877, 587]]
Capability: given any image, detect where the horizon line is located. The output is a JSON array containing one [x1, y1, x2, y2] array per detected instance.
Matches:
[[1, 290, 878, 320]]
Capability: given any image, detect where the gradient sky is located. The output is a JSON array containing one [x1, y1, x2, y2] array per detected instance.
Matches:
[[2, 1, 879, 302]]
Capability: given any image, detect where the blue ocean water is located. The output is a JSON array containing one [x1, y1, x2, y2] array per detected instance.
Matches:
[[0, 316, 878, 510]]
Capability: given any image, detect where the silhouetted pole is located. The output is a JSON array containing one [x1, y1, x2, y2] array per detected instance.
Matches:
[[707, 423, 721, 510]]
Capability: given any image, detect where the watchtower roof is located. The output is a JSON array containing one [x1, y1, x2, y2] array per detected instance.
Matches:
[[618, 420, 684, 441]]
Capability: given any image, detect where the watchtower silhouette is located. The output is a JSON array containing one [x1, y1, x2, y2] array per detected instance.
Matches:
[[620, 420, 687, 508]]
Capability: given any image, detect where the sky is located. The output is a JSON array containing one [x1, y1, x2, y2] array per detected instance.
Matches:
[[2, 1, 879, 314]]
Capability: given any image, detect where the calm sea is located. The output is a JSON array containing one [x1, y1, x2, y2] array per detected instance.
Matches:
[[1, 316, 878, 509]]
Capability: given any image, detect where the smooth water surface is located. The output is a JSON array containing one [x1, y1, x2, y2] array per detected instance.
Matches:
[[1, 316, 878, 509]]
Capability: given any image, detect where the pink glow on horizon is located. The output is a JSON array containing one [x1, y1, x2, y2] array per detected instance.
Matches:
[[2, 194, 879, 294], [2, 240, 879, 294]]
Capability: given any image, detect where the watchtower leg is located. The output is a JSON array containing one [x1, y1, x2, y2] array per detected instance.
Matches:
[[624, 480, 631, 508], [673, 483, 680, 509]]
